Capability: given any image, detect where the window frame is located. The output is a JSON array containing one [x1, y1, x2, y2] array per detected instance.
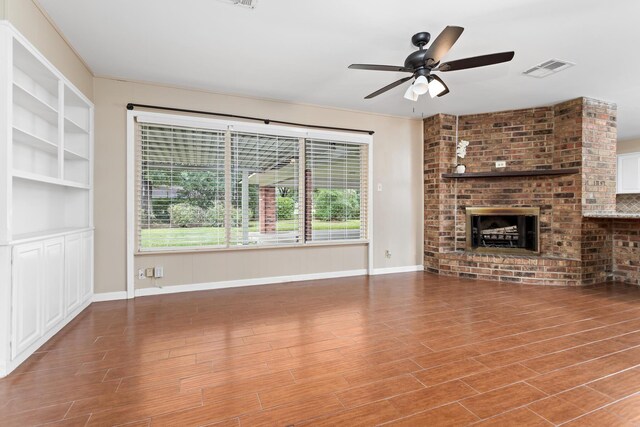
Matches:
[[128, 110, 373, 256]]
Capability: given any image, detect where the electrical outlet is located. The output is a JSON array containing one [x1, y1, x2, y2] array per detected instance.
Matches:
[[145, 268, 154, 278], [377, 183, 383, 192], [495, 161, 506, 168], [154, 266, 164, 278], [385, 250, 392, 259], [138, 269, 146, 280]]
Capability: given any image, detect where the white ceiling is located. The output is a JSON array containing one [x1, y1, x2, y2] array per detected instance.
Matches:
[[38, 0, 640, 140]]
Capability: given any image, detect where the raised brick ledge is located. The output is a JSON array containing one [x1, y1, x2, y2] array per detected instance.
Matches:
[[441, 250, 581, 263]]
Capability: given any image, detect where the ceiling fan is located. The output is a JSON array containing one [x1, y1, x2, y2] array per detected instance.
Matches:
[[348, 26, 514, 101]]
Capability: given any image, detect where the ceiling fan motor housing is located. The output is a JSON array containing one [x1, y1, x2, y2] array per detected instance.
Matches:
[[404, 50, 433, 71], [411, 32, 431, 48]]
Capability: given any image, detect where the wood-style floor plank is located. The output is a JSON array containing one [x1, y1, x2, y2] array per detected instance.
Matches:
[[0, 273, 639, 426]]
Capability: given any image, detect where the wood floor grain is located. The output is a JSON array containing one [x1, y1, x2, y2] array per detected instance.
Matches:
[[1, 273, 640, 426]]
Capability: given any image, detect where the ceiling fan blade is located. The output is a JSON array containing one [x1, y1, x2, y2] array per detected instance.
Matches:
[[364, 76, 413, 99], [431, 75, 450, 97], [424, 26, 464, 65], [436, 51, 515, 72], [349, 64, 414, 73]]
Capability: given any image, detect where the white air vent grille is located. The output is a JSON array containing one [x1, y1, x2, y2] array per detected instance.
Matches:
[[523, 59, 574, 78], [217, 0, 257, 8]]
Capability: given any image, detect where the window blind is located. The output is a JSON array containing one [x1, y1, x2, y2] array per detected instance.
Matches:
[[137, 122, 227, 250], [305, 139, 368, 242], [230, 132, 301, 246]]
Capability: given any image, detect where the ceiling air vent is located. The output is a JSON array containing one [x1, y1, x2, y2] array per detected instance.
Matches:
[[218, 0, 257, 8], [522, 59, 574, 78]]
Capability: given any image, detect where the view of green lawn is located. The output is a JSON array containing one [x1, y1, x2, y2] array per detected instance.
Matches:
[[141, 219, 361, 247]]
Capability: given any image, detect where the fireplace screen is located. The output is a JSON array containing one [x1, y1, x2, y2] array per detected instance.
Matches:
[[466, 207, 539, 254]]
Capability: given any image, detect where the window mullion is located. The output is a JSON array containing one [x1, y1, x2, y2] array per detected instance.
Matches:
[[224, 128, 232, 247], [299, 137, 306, 244]]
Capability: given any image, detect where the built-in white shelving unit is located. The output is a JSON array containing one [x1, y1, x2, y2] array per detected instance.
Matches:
[[0, 22, 94, 377]]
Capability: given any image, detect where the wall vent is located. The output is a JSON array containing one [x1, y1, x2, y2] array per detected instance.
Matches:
[[522, 59, 574, 78], [217, 0, 257, 8]]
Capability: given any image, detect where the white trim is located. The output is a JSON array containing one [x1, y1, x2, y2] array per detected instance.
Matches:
[[371, 265, 424, 276], [368, 137, 374, 274], [131, 110, 374, 145], [135, 269, 368, 298], [92, 291, 128, 302], [135, 112, 229, 132], [126, 110, 135, 299]]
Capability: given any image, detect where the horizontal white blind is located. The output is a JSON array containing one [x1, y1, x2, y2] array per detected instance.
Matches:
[[305, 139, 368, 242], [137, 122, 226, 251], [230, 132, 300, 246]]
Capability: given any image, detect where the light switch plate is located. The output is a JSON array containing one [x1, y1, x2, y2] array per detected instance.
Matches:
[[154, 266, 164, 278], [145, 268, 154, 277]]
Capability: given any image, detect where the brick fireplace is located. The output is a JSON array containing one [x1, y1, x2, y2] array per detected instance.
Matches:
[[424, 97, 640, 286]]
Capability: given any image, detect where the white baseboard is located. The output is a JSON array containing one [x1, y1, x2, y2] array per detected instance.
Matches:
[[372, 265, 424, 276], [93, 291, 129, 302], [135, 268, 369, 297]]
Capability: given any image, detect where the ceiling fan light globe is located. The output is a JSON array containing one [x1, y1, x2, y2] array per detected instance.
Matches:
[[404, 85, 419, 101], [412, 75, 429, 95], [429, 78, 446, 98]]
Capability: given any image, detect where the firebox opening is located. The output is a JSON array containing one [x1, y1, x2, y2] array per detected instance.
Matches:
[[466, 207, 540, 254]]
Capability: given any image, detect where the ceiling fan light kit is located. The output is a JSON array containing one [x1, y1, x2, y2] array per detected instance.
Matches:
[[428, 76, 447, 98], [404, 85, 419, 101], [349, 26, 515, 101], [412, 75, 430, 95]]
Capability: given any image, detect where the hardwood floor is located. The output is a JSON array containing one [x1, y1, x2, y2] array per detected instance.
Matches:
[[2, 273, 640, 426]]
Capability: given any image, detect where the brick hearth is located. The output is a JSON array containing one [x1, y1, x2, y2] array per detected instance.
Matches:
[[424, 97, 640, 286]]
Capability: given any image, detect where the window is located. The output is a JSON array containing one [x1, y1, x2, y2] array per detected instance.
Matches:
[[305, 139, 368, 242], [135, 115, 369, 252], [138, 123, 227, 250], [230, 132, 301, 246]]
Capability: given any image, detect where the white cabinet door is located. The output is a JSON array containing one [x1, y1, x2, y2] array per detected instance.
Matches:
[[618, 153, 640, 193], [64, 233, 82, 314], [42, 238, 65, 331], [80, 231, 93, 302], [11, 242, 43, 359]]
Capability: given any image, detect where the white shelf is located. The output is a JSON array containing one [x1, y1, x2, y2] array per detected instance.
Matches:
[[12, 170, 90, 190], [64, 116, 89, 134], [10, 227, 94, 245], [13, 82, 58, 125], [64, 148, 89, 161], [12, 126, 58, 155]]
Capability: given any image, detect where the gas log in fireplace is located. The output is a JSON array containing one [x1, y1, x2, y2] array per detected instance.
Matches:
[[466, 207, 540, 254]]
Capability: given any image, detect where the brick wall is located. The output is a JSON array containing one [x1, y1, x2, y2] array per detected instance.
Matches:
[[423, 97, 634, 286], [423, 114, 456, 273], [582, 98, 618, 213], [459, 107, 555, 172], [612, 220, 640, 285], [581, 219, 612, 285]]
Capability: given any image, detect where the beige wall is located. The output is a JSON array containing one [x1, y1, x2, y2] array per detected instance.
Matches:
[[4, 0, 93, 100], [94, 78, 424, 293], [618, 139, 640, 154]]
